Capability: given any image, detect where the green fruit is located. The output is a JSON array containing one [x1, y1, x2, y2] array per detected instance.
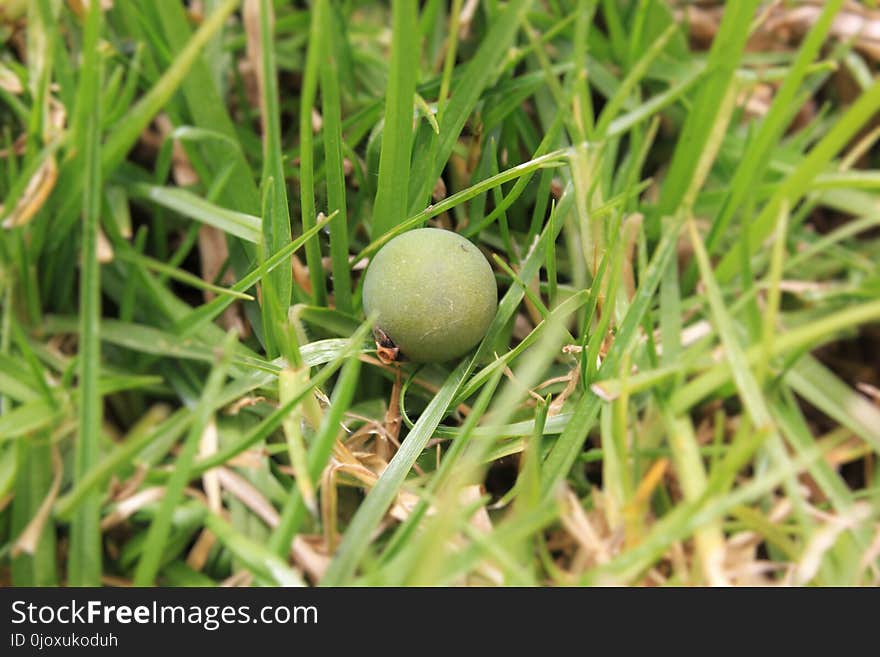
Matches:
[[363, 228, 498, 363]]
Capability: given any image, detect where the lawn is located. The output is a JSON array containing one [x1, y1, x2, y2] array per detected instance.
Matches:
[[1, 0, 879, 586]]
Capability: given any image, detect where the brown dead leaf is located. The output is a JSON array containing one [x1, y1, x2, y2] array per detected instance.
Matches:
[[621, 213, 643, 300], [243, 0, 268, 134], [1, 154, 58, 228], [220, 571, 253, 587], [200, 421, 222, 512], [321, 466, 339, 552], [791, 503, 873, 585], [186, 421, 217, 570], [186, 530, 217, 572], [557, 486, 614, 571], [197, 224, 249, 335], [460, 484, 493, 534], [459, 0, 479, 40], [215, 467, 278, 527], [291, 536, 331, 581], [0, 133, 27, 158], [153, 115, 199, 186], [96, 228, 114, 263], [12, 446, 62, 556], [66, 0, 114, 17], [197, 225, 231, 302], [101, 486, 165, 531], [857, 382, 880, 404], [0, 63, 23, 94], [377, 368, 402, 462], [225, 395, 268, 414]]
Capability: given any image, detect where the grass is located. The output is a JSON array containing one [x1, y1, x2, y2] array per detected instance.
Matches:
[[1, 1, 879, 587]]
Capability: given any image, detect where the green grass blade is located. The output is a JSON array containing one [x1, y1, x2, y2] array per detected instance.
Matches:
[[704, 0, 845, 255], [269, 348, 362, 557], [321, 360, 469, 585], [204, 513, 305, 586], [716, 78, 880, 282], [67, 0, 103, 587], [408, 0, 532, 211], [650, 0, 760, 235], [297, 2, 328, 304], [103, 0, 241, 176], [370, 0, 419, 239], [132, 330, 238, 585], [127, 183, 262, 243], [320, 0, 352, 314], [257, 0, 293, 345]]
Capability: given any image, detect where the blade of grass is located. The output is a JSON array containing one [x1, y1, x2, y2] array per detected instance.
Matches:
[[408, 0, 532, 211], [436, 0, 463, 121], [660, 406, 727, 585], [49, 0, 244, 247], [67, 0, 102, 587], [786, 356, 880, 453], [132, 330, 238, 585], [758, 201, 789, 383], [358, 149, 569, 263], [688, 218, 777, 432], [204, 513, 305, 586], [297, 1, 327, 304], [542, 212, 683, 493], [54, 328, 366, 522], [104, 0, 240, 178], [114, 250, 253, 301], [716, 77, 880, 283], [127, 183, 261, 244], [669, 299, 880, 417], [320, 0, 352, 314], [688, 217, 811, 538], [257, 0, 293, 350], [370, 0, 418, 239], [703, 0, 845, 256], [649, 0, 760, 237], [268, 349, 362, 557], [173, 213, 333, 336], [583, 439, 827, 584], [594, 22, 678, 136], [321, 359, 469, 585], [11, 438, 58, 585]]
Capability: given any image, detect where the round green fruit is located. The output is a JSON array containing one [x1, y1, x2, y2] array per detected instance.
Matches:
[[362, 228, 498, 363]]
